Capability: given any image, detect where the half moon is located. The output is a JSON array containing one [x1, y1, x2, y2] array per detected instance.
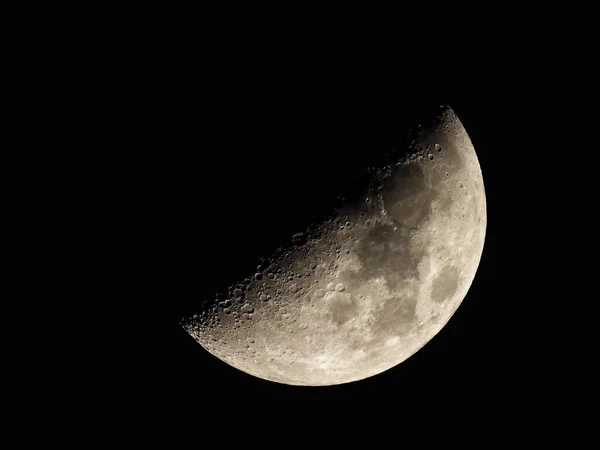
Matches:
[[182, 105, 486, 386]]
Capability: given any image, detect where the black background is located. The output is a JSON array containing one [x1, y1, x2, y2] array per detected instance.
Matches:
[[112, 82, 507, 406]]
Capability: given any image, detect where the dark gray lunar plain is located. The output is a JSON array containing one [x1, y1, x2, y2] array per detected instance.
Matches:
[[182, 106, 487, 386]]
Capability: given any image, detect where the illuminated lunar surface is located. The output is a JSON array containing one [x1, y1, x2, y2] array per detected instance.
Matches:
[[182, 106, 487, 386]]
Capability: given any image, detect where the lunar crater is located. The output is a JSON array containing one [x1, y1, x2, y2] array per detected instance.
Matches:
[[324, 292, 357, 326]]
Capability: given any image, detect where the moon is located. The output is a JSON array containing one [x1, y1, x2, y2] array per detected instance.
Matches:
[[182, 105, 486, 386]]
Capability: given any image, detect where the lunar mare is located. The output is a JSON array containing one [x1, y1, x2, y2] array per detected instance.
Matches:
[[182, 106, 486, 386]]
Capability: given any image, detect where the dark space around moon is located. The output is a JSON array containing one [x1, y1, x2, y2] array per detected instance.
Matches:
[[117, 92, 501, 403]]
